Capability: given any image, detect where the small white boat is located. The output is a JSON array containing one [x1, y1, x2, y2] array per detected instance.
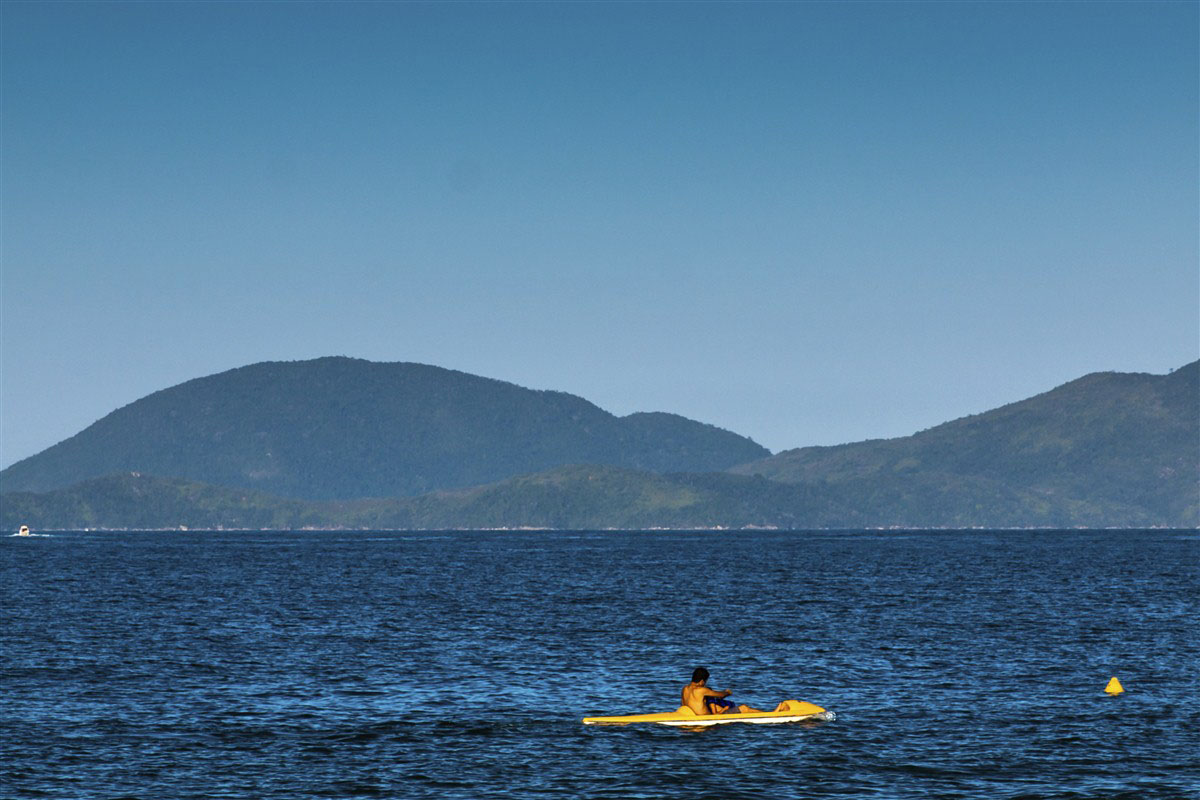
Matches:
[[17, 525, 30, 536]]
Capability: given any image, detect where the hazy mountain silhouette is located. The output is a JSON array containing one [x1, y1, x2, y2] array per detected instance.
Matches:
[[3, 360, 1195, 528], [730, 360, 1198, 526], [0, 357, 769, 500]]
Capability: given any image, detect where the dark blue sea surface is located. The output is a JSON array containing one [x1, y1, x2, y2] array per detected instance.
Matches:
[[2, 529, 1197, 799]]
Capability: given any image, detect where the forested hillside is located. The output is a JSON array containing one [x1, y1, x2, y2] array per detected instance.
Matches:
[[0, 358, 768, 500]]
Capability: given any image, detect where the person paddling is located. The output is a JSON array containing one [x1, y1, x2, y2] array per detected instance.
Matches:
[[681, 667, 788, 716]]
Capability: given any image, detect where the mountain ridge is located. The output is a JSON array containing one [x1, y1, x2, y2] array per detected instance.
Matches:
[[0, 357, 769, 500], [2, 359, 1195, 529], [730, 360, 1198, 525]]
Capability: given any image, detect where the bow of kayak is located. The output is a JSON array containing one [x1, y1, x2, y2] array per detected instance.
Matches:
[[583, 699, 832, 726]]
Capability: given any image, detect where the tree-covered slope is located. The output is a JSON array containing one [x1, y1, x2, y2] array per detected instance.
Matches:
[[0, 461, 1177, 531], [0, 473, 324, 530], [3, 361, 1194, 529], [730, 361, 1199, 526], [0, 358, 768, 500]]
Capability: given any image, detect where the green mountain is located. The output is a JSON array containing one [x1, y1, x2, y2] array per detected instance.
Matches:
[[0, 357, 768, 500], [2, 361, 1195, 529], [730, 360, 1199, 526]]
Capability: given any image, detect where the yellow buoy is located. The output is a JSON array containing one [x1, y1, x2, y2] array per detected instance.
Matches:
[[1105, 676, 1124, 695]]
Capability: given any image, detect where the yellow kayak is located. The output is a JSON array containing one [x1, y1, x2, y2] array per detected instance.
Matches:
[[583, 699, 831, 727]]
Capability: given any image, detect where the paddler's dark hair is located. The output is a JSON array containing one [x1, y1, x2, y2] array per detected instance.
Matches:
[[692, 667, 709, 683]]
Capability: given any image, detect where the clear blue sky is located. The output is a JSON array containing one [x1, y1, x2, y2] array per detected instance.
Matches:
[[2, 1, 1197, 468]]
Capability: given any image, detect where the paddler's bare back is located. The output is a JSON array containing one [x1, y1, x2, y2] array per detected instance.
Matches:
[[683, 666, 788, 715], [681, 681, 725, 715]]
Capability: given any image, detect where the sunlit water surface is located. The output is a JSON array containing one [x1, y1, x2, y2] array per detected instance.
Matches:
[[2, 529, 1197, 799]]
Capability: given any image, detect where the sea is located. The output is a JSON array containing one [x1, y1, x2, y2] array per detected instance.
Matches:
[[2, 529, 1197, 799]]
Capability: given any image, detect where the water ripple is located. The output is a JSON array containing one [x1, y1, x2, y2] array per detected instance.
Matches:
[[2, 529, 1197, 798]]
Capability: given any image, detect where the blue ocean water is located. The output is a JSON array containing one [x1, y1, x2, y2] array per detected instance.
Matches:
[[2, 529, 1197, 799]]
